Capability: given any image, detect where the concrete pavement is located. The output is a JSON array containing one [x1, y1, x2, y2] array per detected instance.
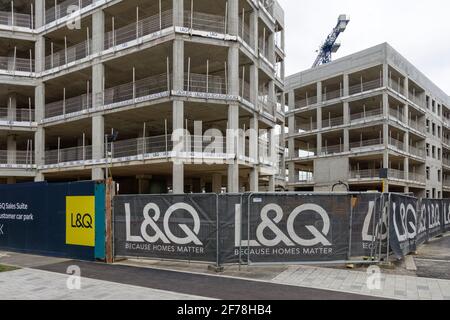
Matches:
[[0, 268, 209, 300]]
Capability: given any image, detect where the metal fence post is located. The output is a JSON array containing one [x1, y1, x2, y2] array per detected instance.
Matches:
[[215, 193, 220, 269], [347, 194, 354, 261], [386, 193, 391, 264]]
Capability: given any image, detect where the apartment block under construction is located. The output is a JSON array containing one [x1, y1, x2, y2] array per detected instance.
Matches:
[[0, 0, 286, 194], [286, 43, 450, 198]]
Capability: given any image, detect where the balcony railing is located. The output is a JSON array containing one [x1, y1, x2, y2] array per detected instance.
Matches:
[[45, 0, 93, 25], [350, 108, 383, 122], [409, 172, 426, 183], [45, 94, 91, 118], [45, 39, 91, 70], [322, 116, 344, 128], [350, 138, 383, 150], [0, 11, 32, 28], [45, 135, 235, 165], [408, 119, 426, 134], [238, 19, 251, 46], [321, 144, 344, 155], [388, 168, 405, 180], [45, 145, 93, 165], [388, 77, 404, 95], [0, 108, 34, 122], [350, 169, 380, 179], [258, 96, 274, 115], [443, 138, 450, 146], [408, 94, 424, 108], [0, 150, 34, 165], [293, 175, 314, 184], [0, 56, 34, 73], [348, 78, 382, 95], [389, 108, 405, 123], [295, 122, 317, 133], [389, 137, 405, 151], [409, 145, 425, 158], [185, 73, 227, 95], [105, 10, 173, 50], [102, 73, 169, 106], [295, 96, 317, 109], [322, 88, 342, 101], [184, 10, 225, 34]]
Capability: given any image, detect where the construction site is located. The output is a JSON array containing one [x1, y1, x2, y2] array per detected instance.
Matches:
[[0, 0, 286, 194]]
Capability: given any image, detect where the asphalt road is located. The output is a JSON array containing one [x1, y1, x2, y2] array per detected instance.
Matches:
[[35, 260, 384, 300], [415, 235, 450, 280]]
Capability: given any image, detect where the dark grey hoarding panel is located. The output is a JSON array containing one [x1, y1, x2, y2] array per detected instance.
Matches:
[[349, 193, 386, 258], [444, 200, 450, 232], [421, 199, 443, 239], [389, 194, 418, 259], [113, 194, 218, 263], [243, 194, 352, 263]]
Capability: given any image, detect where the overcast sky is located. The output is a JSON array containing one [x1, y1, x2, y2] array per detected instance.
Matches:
[[277, 0, 450, 95]]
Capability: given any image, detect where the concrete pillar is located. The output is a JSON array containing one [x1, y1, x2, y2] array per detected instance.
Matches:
[[317, 107, 322, 130], [288, 90, 295, 112], [249, 169, 259, 192], [91, 60, 105, 180], [343, 101, 349, 125], [383, 123, 389, 147], [7, 94, 17, 122], [7, 135, 17, 164], [404, 77, 409, 98], [288, 115, 295, 135], [34, 127, 45, 182], [317, 133, 322, 155], [172, 39, 185, 194], [250, 64, 258, 105], [268, 80, 275, 115], [343, 73, 349, 96], [173, 0, 184, 26], [317, 81, 322, 104], [34, 84, 45, 182], [344, 129, 349, 152], [35, 36, 45, 73], [92, 115, 105, 180], [227, 104, 239, 193], [227, 0, 239, 36], [268, 175, 275, 192], [35, 0, 45, 28], [268, 31, 275, 65], [382, 92, 389, 118], [249, 116, 259, 192], [288, 162, 295, 185], [404, 157, 409, 181], [92, 10, 105, 53], [250, 10, 258, 51], [212, 174, 222, 193], [383, 63, 389, 87]]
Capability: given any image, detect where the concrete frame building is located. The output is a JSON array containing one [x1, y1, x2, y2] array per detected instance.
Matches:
[[0, 0, 285, 194], [286, 43, 450, 198]]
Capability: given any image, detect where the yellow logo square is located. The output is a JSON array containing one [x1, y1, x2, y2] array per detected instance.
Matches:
[[66, 196, 95, 247]]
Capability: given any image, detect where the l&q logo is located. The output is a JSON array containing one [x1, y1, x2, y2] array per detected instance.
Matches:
[[234, 202, 332, 247], [66, 196, 95, 247], [71, 213, 93, 229], [125, 202, 202, 245]]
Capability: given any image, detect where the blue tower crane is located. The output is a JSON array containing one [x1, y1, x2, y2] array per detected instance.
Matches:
[[312, 15, 350, 68]]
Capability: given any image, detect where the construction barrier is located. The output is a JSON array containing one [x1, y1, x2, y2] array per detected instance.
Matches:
[[388, 194, 450, 260], [0, 181, 106, 261], [113, 192, 388, 266]]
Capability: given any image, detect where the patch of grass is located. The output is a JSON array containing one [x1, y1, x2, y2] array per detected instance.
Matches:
[[0, 264, 19, 273]]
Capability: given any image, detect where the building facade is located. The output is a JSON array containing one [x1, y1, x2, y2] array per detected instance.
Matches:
[[0, 0, 285, 194], [286, 43, 450, 198]]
